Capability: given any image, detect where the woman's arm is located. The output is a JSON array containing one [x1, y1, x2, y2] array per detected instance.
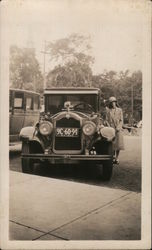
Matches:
[[105, 108, 111, 127], [116, 109, 123, 131]]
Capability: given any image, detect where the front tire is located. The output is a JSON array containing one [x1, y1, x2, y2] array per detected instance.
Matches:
[[21, 142, 35, 174], [22, 158, 35, 174], [96, 141, 113, 181], [102, 159, 113, 181]]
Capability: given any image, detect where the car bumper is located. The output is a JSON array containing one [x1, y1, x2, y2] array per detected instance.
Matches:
[[21, 153, 112, 164]]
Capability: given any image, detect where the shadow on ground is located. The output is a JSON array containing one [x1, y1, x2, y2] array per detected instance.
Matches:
[[9, 135, 141, 193], [30, 161, 141, 193]]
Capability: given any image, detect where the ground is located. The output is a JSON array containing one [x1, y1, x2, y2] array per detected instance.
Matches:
[[10, 135, 141, 192], [9, 134, 141, 241]]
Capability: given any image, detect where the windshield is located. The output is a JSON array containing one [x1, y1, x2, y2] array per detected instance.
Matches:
[[45, 94, 98, 114]]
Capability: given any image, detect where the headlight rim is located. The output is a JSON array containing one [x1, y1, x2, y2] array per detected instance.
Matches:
[[82, 121, 96, 136], [39, 121, 53, 136]]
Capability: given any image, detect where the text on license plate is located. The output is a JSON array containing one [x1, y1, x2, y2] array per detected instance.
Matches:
[[56, 127, 79, 137]]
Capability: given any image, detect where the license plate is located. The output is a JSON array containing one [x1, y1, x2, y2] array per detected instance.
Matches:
[[56, 127, 79, 137]]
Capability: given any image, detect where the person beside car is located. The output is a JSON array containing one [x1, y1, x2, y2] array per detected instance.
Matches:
[[105, 96, 124, 164]]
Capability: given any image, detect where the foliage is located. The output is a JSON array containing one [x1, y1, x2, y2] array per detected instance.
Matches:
[[10, 45, 43, 93], [47, 33, 94, 66], [46, 33, 94, 88], [91, 70, 142, 122], [47, 61, 92, 88]]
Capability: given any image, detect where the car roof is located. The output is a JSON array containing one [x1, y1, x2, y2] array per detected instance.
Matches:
[[10, 88, 40, 96], [44, 88, 100, 95]]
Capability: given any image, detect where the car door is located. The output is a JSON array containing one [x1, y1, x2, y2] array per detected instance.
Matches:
[[9, 91, 25, 142], [23, 93, 40, 127]]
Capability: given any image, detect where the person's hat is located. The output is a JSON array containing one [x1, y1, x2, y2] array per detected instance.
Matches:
[[109, 96, 117, 103]]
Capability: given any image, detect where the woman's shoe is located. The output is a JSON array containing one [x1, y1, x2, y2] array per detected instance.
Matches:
[[113, 159, 119, 164], [113, 159, 116, 164], [115, 159, 119, 164]]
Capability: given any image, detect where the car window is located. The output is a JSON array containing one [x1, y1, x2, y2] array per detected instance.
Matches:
[[14, 92, 24, 109], [33, 96, 39, 110], [26, 97, 33, 110], [45, 94, 98, 114]]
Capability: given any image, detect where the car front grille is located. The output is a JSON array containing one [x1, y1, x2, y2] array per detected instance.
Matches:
[[54, 117, 81, 152]]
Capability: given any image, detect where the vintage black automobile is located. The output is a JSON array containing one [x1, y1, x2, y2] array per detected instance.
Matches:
[[9, 88, 40, 143], [20, 88, 115, 180]]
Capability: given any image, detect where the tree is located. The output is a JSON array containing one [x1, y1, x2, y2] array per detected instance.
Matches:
[[91, 69, 142, 123], [47, 33, 94, 66], [47, 61, 92, 88], [46, 33, 94, 87], [92, 70, 118, 98], [10, 45, 43, 93]]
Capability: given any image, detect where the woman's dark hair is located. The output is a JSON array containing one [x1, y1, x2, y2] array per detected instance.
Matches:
[[108, 101, 119, 109]]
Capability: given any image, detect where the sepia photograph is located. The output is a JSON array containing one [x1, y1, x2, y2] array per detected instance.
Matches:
[[0, 0, 151, 249]]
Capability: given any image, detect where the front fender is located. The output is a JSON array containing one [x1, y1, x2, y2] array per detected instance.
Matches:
[[92, 138, 113, 155], [20, 127, 45, 153], [100, 127, 115, 141], [19, 126, 35, 141]]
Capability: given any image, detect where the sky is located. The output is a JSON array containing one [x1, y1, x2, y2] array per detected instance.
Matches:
[[2, 0, 148, 74]]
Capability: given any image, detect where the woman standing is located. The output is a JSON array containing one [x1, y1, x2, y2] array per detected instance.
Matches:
[[106, 96, 124, 164]]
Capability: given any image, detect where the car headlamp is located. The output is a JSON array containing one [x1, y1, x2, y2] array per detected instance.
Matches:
[[39, 121, 53, 136], [82, 121, 96, 136], [100, 127, 115, 141]]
